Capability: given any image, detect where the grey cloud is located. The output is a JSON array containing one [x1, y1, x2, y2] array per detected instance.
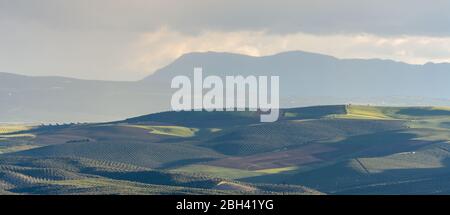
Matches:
[[2, 0, 450, 81], [1, 0, 450, 36]]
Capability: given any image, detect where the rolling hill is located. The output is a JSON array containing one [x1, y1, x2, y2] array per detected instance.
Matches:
[[2, 105, 450, 194]]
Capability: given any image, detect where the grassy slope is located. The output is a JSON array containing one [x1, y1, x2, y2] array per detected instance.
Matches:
[[0, 125, 33, 134], [0, 125, 38, 154], [124, 125, 199, 137], [3, 105, 450, 194], [239, 105, 450, 194]]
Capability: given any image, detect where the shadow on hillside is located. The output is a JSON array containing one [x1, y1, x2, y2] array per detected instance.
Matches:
[[240, 130, 450, 194], [242, 155, 450, 194], [295, 156, 450, 195], [397, 108, 450, 117], [158, 157, 218, 169], [317, 130, 440, 159]]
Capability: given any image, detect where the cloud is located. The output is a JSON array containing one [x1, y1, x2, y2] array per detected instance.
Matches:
[[2, 1, 450, 80], [0, 19, 143, 80], [2, 0, 450, 36], [2, 23, 450, 81]]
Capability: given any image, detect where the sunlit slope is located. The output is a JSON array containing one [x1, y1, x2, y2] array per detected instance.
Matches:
[[0, 125, 38, 154], [124, 125, 198, 137], [0, 125, 33, 134], [341, 105, 450, 120]]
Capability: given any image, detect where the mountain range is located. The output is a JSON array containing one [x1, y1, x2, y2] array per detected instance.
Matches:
[[1, 50, 450, 123]]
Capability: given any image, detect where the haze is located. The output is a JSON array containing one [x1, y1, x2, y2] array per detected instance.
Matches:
[[1, 0, 450, 80]]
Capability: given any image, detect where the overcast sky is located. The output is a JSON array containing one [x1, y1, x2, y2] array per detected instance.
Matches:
[[1, 0, 450, 80]]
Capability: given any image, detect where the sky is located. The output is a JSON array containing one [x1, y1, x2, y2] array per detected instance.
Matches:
[[1, 0, 450, 81]]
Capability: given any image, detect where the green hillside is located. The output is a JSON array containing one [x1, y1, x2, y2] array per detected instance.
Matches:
[[2, 105, 450, 194], [0, 156, 319, 195]]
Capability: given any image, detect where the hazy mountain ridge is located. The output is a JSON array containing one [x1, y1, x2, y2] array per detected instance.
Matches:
[[145, 51, 450, 98], [1, 50, 450, 123]]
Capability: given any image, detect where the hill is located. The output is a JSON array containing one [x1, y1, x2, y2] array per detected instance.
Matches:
[[0, 156, 319, 195], [2, 105, 450, 194]]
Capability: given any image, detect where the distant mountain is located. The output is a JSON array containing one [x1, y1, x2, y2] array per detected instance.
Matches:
[[144, 51, 450, 98], [2, 50, 450, 123], [0, 72, 169, 123]]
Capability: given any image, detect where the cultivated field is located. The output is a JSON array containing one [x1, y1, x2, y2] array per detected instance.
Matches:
[[2, 105, 450, 194]]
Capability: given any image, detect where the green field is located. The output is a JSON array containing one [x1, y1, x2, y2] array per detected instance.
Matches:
[[2, 105, 450, 194], [0, 125, 32, 134], [124, 125, 199, 137]]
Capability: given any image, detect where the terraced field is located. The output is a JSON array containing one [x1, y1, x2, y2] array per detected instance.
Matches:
[[2, 105, 450, 194]]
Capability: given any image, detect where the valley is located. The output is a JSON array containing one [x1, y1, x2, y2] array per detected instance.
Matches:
[[2, 105, 450, 194]]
